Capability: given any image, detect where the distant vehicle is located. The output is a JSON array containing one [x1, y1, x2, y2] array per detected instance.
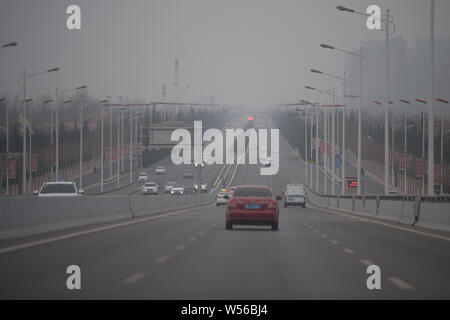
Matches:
[[170, 184, 184, 195], [259, 155, 271, 168], [138, 172, 148, 183], [194, 162, 205, 168], [183, 172, 194, 179], [225, 185, 281, 230], [200, 183, 208, 193], [142, 182, 158, 195], [230, 187, 236, 191], [216, 188, 232, 206], [164, 182, 177, 193], [34, 181, 83, 197], [155, 166, 166, 175], [283, 184, 306, 208], [183, 186, 197, 195]]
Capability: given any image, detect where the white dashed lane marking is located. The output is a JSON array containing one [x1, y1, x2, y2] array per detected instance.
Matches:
[[155, 255, 170, 264], [359, 259, 375, 267], [330, 240, 339, 245], [123, 272, 146, 285], [175, 244, 186, 251], [342, 248, 355, 254], [388, 277, 414, 290]]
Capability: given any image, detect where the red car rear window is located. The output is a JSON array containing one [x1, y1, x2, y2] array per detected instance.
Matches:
[[233, 187, 272, 198]]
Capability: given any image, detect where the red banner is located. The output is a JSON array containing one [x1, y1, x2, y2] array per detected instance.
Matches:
[[9, 159, 16, 179], [434, 164, 441, 184], [389, 151, 392, 166], [137, 142, 142, 155], [398, 154, 405, 171], [105, 147, 110, 161], [416, 158, 424, 178], [32, 154, 38, 172], [327, 144, 332, 157], [112, 147, 117, 161], [320, 140, 325, 152], [123, 145, 129, 158], [312, 138, 316, 149]]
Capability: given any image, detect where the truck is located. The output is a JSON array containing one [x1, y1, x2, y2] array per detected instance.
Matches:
[[283, 184, 306, 208]]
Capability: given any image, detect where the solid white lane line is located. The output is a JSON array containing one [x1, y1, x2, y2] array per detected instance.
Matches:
[[388, 277, 414, 290], [359, 259, 375, 267], [175, 244, 186, 251], [342, 248, 355, 254], [155, 255, 170, 264], [0, 203, 213, 255], [123, 272, 146, 285]]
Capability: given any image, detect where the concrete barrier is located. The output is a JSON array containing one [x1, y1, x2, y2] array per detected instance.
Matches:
[[415, 201, 450, 232], [0, 196, 130, 240], [305, 185, 450, 232]]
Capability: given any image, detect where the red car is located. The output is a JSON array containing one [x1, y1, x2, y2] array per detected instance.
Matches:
[[225, 185, 281, 231]]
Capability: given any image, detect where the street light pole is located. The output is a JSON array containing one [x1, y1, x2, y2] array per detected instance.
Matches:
[[79, 90, 84, 190], [316, 106, 319, 192], [324, 107, 327, 194], [331, 88, 336, 194], [428, 0, 436, 195], [400, 99, 411, 194], [101, 107, 104, 193], [358, 46, 363, 195], [130, 109, 133, 184], [22, 70, 27, 193], [342, 73, 346, 195]]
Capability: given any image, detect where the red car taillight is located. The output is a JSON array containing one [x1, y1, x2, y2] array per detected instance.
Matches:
[[228, 199, 237, 208], [267, 200, 277, 209]]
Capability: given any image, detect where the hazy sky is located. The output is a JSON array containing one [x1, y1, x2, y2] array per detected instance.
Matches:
[[1, 0, 450, 107]]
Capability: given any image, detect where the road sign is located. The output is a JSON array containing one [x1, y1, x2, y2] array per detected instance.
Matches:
[[335, 155, 341, 169], [345, 177, 358, 191]]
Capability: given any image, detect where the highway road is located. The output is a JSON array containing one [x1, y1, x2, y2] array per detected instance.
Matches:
[[0, 115, 449, 299]]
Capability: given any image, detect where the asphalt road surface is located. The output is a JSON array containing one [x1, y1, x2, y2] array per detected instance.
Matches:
[[0, 116, 449, 299]]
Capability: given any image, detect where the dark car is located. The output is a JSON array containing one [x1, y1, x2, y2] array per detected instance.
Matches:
[[183, 186, 197, 195], [225, 185, 281, 231]]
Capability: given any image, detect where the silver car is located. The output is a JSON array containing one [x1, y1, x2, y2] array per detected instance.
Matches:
[[164, 182, 177, 193]]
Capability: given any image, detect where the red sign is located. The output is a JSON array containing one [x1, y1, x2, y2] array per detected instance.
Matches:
[[9, 159, 16, 179], [327, 144, 332, 157], [320, 140, 325, 152], [123, 145, 129, 158], [105, 147, 110, 161], [32, 154, 38, 172], [399, 154, 405, 171], [137, 142, 142, 155], [416, 158, 424, 178], [112, 147, 117, 161], [345, 177, 358, 190], [312, 138, 316, 149], [434, 164, 441, 184]]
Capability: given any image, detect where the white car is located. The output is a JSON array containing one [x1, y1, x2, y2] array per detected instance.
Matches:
[[216, 188, 232, 206], [142, 182, 158, 195], [138, 172, 148, 183], [170, 185, 184, 195], [164, 182, 177, 193], [34, 181, 84, 197], [155, 166, 166, 175]]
